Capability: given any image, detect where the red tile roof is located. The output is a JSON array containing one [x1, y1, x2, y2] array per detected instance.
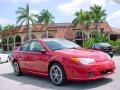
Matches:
[[0, 22, 112, 36], [111, 27, 120, 34]]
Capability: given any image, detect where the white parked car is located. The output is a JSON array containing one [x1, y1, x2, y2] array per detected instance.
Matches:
[[0, 50, 9, 63]]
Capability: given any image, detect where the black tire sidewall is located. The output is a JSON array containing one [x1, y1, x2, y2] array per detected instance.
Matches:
[[49, 63, 66, 86], [13, 61, 21, 76]]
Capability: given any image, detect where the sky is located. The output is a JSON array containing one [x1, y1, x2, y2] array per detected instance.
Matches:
[[0, 0, 120, 28]]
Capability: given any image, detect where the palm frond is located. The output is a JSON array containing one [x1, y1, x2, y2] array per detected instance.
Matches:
[[18, 19, 26, 29]]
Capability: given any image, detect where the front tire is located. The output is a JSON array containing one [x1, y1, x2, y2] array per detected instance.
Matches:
[[13, 61, 22, 76], [49, 63, 66, 86]]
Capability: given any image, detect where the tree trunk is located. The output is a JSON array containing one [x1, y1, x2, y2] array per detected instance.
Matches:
[[46, 25, 48, 38], [28, 19, 31, 40], [82, 24, 85, 47], [96, 21, 100, 38]]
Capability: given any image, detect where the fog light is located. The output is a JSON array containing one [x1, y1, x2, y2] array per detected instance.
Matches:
[[88, 72, 94, 77]]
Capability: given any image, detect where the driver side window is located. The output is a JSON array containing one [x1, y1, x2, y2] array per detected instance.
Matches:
[[29, 41, 45, 52]]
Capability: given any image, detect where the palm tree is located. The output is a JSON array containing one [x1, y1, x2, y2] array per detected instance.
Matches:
[[16, 4, 36, 40], [84, 11, 92, 38], [3, 24, 15, 30], [0, 24, 2, 31], [72, 10, 85, 27], [72, 10, 88, 46], [36, 9, 54, 38], [90, 5, 106, 37]]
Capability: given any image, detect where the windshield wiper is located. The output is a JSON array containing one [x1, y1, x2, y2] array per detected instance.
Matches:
[[70, 47, 77, 49], [52, 48, 62, 51]]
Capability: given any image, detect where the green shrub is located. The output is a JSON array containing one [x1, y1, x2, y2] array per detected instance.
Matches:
[[84, 33, 120, 54], [84, 33, 109, 49], [107, 39, 120, 54], [84, 38, 95, 48]]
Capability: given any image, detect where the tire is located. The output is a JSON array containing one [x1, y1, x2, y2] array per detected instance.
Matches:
[[49, 63, 66, 86], [110, 54, 113, 58], [13, 61, 22, 76]]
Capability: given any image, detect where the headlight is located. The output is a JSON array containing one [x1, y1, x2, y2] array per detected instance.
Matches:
[[72, 58, 96, 64]]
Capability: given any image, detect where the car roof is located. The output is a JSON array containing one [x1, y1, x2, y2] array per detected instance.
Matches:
[[22, 38, 66, 44], [41, 38, 65, 41], [95, 43, 111, 46]]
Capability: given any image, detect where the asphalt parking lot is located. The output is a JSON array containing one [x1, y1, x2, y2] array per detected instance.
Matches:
[[0, 56, 120, 90]]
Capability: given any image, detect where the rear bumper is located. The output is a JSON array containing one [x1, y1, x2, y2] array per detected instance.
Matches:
[[65, 60, 115, 81]]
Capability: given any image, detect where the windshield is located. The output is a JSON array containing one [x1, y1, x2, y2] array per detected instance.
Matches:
[[98, 43, 111, 47], [45, 39, 80, 50]]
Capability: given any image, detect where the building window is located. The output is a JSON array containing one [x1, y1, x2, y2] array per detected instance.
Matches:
[[2, 38, 7, 51], [75, 31, 87, 47], [15, 35, 21, 46], [23, 34, 36, 42], [8, 37, 14, 51], [41, 33, 54, 38]]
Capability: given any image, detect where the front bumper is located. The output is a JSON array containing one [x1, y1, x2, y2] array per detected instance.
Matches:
[[65, 60, 115, 81]]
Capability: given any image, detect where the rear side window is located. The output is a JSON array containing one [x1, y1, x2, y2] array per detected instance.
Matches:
[[21, 42, 30, 51]]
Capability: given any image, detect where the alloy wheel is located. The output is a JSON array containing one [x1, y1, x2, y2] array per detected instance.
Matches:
[[49, 63, 66, 85]]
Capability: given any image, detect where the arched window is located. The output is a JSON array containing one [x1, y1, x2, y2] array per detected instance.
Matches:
[[75, 31, 87, 47], [15, 35, 21, 46], [2, 38, 7, 44], [8, 37, 14, 51], [8, 37, 14, 44], [2, 38, 7, 51]]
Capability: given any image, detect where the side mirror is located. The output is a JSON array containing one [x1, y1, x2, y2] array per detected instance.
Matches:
[[41, 49, 46, 53], [33, 49, 46, 53]]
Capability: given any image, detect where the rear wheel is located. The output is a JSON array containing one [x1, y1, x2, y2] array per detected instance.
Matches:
[[13, 61, 22, 76], [49, 63, 66, 86]]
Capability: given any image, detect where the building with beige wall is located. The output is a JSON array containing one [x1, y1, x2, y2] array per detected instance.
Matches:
[[0, 22, 115, 51]]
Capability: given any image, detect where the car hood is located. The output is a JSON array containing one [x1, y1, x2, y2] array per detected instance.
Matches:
[[55, 48, 110, 62]]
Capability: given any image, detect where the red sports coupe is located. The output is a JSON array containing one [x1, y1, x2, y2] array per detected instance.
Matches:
[[10, 38, 115, 86]]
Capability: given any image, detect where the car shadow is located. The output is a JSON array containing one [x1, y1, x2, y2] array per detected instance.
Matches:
[[0, 62, 8, 64], [1, 73, 113, 90]]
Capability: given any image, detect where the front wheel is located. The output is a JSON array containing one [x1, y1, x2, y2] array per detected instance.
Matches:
[[49, 63, 66, 86], [13, 61, 22, 76]]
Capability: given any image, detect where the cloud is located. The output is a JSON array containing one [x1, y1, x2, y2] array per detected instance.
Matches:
[[107, 10, 120, 21], [57, 0, 83, 14], [91, 0, 106, 7], [19, 0, 47, 4], [30, 9, 40, 15], [2, 0, 48, 4], [113, 0, 120, 3], [0, 10, 40, 26], [108, 0, 118, 5], [58, 0, 83, 15], [0, 17, 11, 25], [107, 10, 120, 27], [57, 0, 107, 15], [0, 17, 16, 26]]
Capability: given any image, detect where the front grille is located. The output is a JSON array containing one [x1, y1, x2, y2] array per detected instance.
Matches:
[[100, 69, 113, 75]]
